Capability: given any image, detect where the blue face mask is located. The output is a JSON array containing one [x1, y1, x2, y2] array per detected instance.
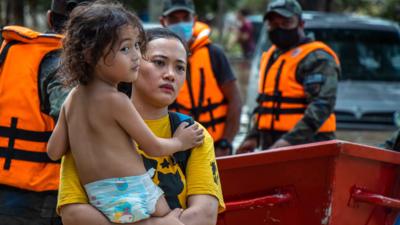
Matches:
[[167, 21, 194, 43]]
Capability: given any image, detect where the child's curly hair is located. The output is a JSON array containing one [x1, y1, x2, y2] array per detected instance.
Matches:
[[59, 0, 146, 86]]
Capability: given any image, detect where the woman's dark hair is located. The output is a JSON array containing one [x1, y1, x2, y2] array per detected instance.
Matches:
[[145, 27, 189, 57], [59, 0, 146, 86]]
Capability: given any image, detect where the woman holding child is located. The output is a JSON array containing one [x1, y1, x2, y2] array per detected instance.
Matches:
[[49, 1, 225, 225]]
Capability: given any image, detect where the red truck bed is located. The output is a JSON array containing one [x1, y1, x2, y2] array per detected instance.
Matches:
[[216, 140, 400, 225]]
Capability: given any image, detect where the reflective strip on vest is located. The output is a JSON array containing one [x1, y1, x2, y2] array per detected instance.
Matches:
[[173, 45, 227, 141], [256, 41, 339, 132], [0, 26, 62, 191]]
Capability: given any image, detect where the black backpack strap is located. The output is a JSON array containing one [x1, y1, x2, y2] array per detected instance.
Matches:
[[0, 40, 19, 66], [169, 111, 194, 175]]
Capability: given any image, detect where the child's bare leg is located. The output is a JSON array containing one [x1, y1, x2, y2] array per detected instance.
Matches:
[[152, 195, 171, 217]]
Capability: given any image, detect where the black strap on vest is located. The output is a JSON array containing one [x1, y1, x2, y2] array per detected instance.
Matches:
[[0, 125, 52, 142], [255, 51, 278, 128], [0, 117, 60, 170], [169, 112, 194, 175], [256, 94, 307, 104], [255, 59, 287, 129], [198, 69, 206, 121], [260, 50, 278, 96], [3, 118, 17, 170], [254, 107, 306, 115], [0, 40, 19, 66], [206, 98, 217, 131], [271, 59, 286, 123]]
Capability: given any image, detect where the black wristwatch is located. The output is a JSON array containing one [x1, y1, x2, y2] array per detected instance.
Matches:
[[214, 138, 233, 155]]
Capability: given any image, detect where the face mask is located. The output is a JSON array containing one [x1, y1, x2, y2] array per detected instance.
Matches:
[[167, 21, 194, 43], [268, 27, 300, 50]]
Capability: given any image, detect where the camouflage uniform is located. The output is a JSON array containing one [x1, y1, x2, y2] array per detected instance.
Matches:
[[382, 129, 400, 151], [39, 50, 70, 120], [246, 38, 340, 150]]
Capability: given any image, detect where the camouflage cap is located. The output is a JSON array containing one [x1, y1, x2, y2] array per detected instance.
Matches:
[[51, 0, 92, 16], [162, 0, 195, 16], [264, 0, 302, 21]]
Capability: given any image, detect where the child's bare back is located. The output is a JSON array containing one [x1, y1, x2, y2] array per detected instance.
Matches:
[[64, 83, 146, 185]]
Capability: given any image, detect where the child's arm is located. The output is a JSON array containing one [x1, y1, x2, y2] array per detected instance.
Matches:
[[47, 105, 69, 160], [112, 93, 204, 157]]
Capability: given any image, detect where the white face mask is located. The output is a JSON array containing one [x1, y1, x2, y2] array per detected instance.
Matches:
[[167, 21, 194, 43]]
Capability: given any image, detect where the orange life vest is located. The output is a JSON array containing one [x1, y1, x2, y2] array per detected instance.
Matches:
[[171, 22, 228, 141], [0, 26, 62, 191], [256, 41, 339, 132]]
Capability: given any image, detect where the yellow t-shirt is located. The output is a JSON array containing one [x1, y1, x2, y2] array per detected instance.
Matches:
[[57, 114, 225, 214]]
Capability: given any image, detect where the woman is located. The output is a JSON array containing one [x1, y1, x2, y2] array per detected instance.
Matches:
[[58, 28, 225, 225]]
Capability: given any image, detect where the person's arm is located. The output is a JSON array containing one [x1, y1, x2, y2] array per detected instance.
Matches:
[[180, 195, 219, 225], [219, 80, 242, 143], [381, 129, 400, 151], [47, 104, 69, 160], [183, 127, 225, 224], [112, 93, 204, 157], [272, 50, 340, 148], [208, 44, 242, 155], [60, 204, 184, 225], [39, 50, 70, 121], [216, 79, 242, 156]]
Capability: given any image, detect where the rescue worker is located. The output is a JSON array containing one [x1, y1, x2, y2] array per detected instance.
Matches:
[[161, 0, 242, 157], [237, 0, 341, 153], [0, 0, 89, 224]]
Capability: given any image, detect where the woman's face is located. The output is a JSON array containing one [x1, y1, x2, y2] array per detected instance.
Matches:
[[134, 37, 187, 107]]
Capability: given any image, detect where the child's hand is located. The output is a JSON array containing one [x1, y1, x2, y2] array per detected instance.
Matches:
[[173, 122, 204, 150]]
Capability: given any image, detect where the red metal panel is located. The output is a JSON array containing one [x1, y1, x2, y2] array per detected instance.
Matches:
[[216, 140, 400, 225]]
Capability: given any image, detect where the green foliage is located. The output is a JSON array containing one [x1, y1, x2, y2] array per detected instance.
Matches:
[[3, 0, 399, 28], [121, 0, 147, 10], [192, 0, 237, 18], [382, 0, 400, 22], [234, 0, 399, 23]]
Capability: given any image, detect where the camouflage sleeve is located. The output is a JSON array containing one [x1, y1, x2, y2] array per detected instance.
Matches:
[[380, 129, 400, 151], [281, 49, 340, 145], [39, 50, 70, 121]]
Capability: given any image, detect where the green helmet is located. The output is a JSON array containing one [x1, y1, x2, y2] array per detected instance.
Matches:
[[264, 0, 302, 21], [162, 0, 195, 16]]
